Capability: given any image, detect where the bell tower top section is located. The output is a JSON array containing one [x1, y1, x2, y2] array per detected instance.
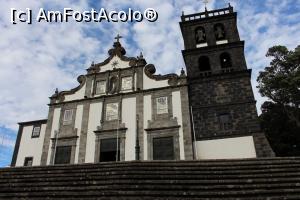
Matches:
[[180, 4, 240, 50]]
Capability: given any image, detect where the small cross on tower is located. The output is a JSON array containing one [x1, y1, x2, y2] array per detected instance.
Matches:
[[203, 0, 210, 10], [114, 34, 122, 43]]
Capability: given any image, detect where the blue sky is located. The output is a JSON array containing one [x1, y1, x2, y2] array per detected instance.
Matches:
[[0, 0, 300, 167]]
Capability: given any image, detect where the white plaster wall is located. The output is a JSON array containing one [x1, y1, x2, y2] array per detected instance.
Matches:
[[85, 102, 102, 163], [172, 91, 185, 160], [15, 123, 46, 166], [122, 97, 136, 161], [143, 95, 152, 160], [100, 56, 130, 71], [64, 82, 86, 101], [74, 104, 83, 163], [196, 136, 257, 159], [143, 73, 169, 90], [46, 107, 61, 165]]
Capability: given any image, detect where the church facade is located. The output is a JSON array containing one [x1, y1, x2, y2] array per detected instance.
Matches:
[[11, 5, 274, 167]]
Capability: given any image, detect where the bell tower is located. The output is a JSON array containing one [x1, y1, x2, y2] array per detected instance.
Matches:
[[180, 4, 274, 158]]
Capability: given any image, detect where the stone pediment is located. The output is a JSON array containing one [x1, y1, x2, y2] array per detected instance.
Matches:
[[87, 41, 138, 74]]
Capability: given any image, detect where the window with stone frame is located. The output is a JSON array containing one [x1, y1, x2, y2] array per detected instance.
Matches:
[[24, 157, 33, 166], [156, 96, 168, 114], [121, 76, 132, 91], [95, 80, 106, 94], [153, 136, 174, 160], [54, 146, 72, 164], [219, 113, 232, 131], [106, 103, 119, 121], [31, 125, 41, 138], [100, 138, 120, 162], [63, 109, 73, 125]]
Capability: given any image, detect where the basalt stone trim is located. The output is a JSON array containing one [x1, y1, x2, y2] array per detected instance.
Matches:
[[87, 42, 137, 74], [94, 130, 126, 162], [18, 119, 47, 125], [48, 84, 187, 106], [144, 64, 182, 86], [84, 75, 93, 98], [253, 132, 275, 158], [49, 135, 78, 165], [40, 106, 55, 165], [151, 90, 173, 121], [58, 103, 78, 138], [146, 127, 180, 160], [10, 124, 24, 166], [180, 86, 194, 160], [50, 75, 86, 103], [77, 102, 90, 164], [136, 93, 144, 160]]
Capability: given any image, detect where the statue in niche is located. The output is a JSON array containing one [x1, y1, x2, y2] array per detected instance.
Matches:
[[109, 76, 118, 94], [195, 28, 206, 43], [214, 24, 225, 40]]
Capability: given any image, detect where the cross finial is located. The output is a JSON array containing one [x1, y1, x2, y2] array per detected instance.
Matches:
[[203, 0, 210, 10], [114, 34, 122, 43]]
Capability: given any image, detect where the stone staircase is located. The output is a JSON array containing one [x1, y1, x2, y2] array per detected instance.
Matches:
[[1, 157, 300, 199]]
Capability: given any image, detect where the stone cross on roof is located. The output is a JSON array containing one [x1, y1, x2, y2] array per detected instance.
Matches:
[[114, 34, 122, 43]]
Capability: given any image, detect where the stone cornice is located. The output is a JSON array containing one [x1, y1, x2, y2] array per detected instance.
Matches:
[[182, 41, 245, 56], [48, 84, 187, 106], [145, 125, 181, 132], [18, 119, 48, 125], [50, 75, 86, 102]]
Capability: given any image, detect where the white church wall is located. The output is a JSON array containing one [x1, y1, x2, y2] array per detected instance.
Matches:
[[172, 91, 185, 160], [85, 102, 102, 163], [122, 97, 136, 161], [100, 56, 130, 71], [15, 124, 46, 166], [143, 74, 169, 90], [46, 107, 61, 165], [143, 95, 152, 160], [64, 82, 86, 102], [74, 104, 83, 164], [195, 136, 257, 159]]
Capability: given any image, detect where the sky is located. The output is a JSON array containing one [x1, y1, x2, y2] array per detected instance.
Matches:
[[0, 0, 300, 167]]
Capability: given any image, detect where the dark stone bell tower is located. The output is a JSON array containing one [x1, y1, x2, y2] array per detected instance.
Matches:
[[180, 4, 274, 157]]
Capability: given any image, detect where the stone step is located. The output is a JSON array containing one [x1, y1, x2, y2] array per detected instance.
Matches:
[[2, 157, 300, 173], [2, 163, 300, 176], [2, 176, 300, 187], [1, 180, 300, 191], [1, 183, 300, 194], [1, 170, 300, 184], [1, 188, 300, 198], [2, 158, 300, 199]]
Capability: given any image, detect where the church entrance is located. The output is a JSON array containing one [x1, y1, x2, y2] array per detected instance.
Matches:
[[100, 138, 120, 162], [54, 146, 72, 164], [153, 136, 174, 160]]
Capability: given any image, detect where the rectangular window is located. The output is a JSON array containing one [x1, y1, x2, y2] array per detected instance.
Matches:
[[95, 80, 106, 94], [100, 138, 120, 162], [106, 103, 119, 121], [219, 113, 232, 130], [121, 76, 132, 91], [156, 97, 168, 114], [63, 109, 73, 125], [153, 137, 174, 160], [54, 146, 72, 164], [31, 125, 41, 138], [24, 157, 33, 166]]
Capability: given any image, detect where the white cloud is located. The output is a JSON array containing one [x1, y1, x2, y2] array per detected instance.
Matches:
[[0, 135, 15, 148]]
